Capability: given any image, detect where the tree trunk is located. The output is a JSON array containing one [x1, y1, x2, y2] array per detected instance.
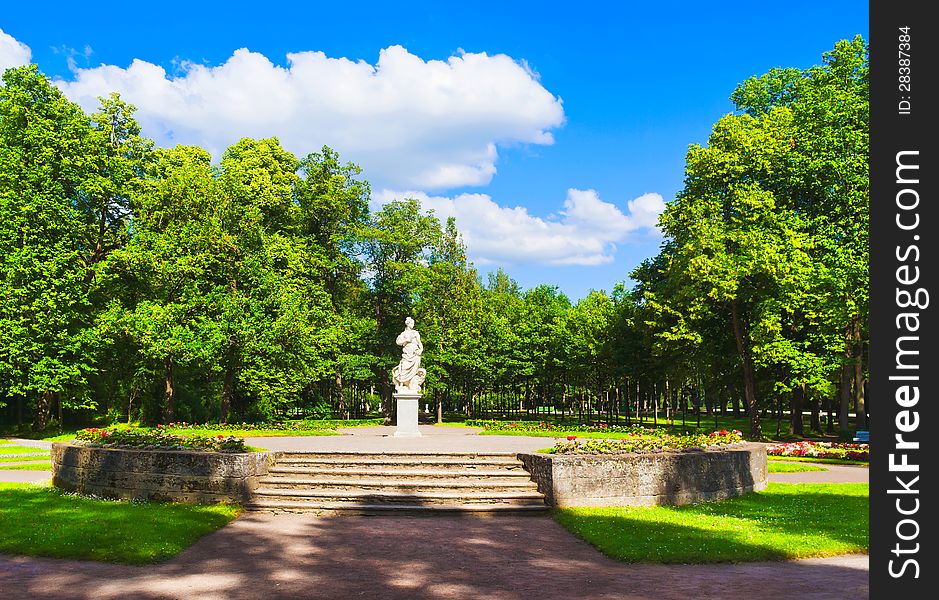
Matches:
[[128, 387, 138, 424], [731, 300, 761, 438], [221, 365, 235, 424], [809, 395, 821, 431], [34, 390, 52, 431], [838, 361, 852, 436], [335, 370, 347, 420], [789, 384, 804, 436], [57, 393, 63, 433], [162, 356, 175, 424], [852, 317, 867, 430], [380, 372, 392, 425]]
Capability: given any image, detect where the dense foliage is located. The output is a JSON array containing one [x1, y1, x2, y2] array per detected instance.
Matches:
[[0, 39, 867, 438]]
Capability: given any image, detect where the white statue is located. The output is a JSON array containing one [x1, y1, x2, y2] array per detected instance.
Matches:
[[392, 316, 426, 394]]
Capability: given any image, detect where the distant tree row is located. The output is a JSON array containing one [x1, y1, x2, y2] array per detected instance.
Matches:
[[0, 37, 868, 437]]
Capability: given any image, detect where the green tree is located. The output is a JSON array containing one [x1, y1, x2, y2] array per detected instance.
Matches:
[[362, 199, 440, 422], [101, 145, 223, 423], [0, 66, 98, 429], [296, 146, 373, 418]]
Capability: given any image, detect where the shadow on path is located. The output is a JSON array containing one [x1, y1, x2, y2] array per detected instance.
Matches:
[[0, 513, 868, 600]]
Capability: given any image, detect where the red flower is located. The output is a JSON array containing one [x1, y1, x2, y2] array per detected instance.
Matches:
[[566, 435, 577, 441], [719, 429, 728, 435], [217, 435, 224, 438]]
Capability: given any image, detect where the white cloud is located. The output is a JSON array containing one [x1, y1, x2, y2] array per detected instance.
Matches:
[[0, 29, 31, 73], [374, 188, 665, 266], [55, 45, 565, 190]]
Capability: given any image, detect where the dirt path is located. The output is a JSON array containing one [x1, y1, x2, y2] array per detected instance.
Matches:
[[0, 513, 868, 600]]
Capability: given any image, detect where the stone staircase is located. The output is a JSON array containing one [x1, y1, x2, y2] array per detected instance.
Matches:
[[245, 451, 548, 515]]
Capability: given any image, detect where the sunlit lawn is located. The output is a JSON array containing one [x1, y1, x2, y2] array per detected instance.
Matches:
[[0, 461, 52, 470], [33, 419, 390, 442], [0, 453, 48, 462], [554, 483, 868, 563], [0, 482, 240, 564], [767, 456, 868, 467], [0, 445, 50, 455], [767, 461, 826, 473]]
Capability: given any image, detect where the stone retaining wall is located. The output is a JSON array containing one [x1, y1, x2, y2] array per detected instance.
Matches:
[[518, 443, 767, 507], [51, 443, 272, 504]]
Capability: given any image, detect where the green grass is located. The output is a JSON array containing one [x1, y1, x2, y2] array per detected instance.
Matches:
[[0, 453, 48, 462], [39, 427, 338, 441], [767, 461, 827, 473], [36, 433, 77, 442], [0, 461, 52, 470], [767, 456, 868, 467], [554, 483, 868, 563], [0, 445, 51, 455], [0, 482, 240, 564], [165, 428, 339, 438]]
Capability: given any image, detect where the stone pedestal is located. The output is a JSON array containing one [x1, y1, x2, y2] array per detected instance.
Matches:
[[393, 393, 422, 438]]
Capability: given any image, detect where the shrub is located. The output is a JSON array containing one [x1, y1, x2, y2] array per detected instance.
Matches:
[[550, 429, 744, 454], [74, 428, 248, 453]]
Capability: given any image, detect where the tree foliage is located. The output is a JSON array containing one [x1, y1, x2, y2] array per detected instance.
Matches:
[[0, 40, 868, 436]]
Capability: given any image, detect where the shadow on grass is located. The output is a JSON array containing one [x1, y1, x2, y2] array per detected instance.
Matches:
[[554, 483, 869, 563], [0, 483, 238, 564]]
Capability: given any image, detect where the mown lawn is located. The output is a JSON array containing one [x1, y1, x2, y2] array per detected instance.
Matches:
[[33, 419, 387, 442], [554, 483, 868, 563], [0, 453, 48, 462], [0, 445, 51, 455], [0, 483, 240, 564], [767, 455, 868, 467], [0, 461, 52, 470], [767, 461, 827, 473]]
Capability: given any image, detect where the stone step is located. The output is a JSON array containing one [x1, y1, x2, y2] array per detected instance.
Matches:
[[257, 476, 539, 492], [273, 457, 524, 470], [251, 487, 545, 505], [267, 466, 532, 480], [244, 499, 550, 515]]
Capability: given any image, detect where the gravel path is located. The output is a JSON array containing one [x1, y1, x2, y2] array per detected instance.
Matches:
[[246, 425, 562, 453], [2, 438, 54, 449], [0, 513, 868, 600], [0, 470, 50, 483], [768, 462, 869, 484]]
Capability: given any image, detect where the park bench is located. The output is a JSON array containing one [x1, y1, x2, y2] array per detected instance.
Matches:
[[853, 430, 869, 443]]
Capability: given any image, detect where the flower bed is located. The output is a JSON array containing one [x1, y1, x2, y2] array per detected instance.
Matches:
[[467, 419, 664, 436], [766, 441, 869, 462], [551, 429, 744, 455], [75, 427, 247, 453]]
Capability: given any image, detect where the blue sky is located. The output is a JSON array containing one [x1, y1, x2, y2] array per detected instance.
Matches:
[[1, 2, 868, 300]]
